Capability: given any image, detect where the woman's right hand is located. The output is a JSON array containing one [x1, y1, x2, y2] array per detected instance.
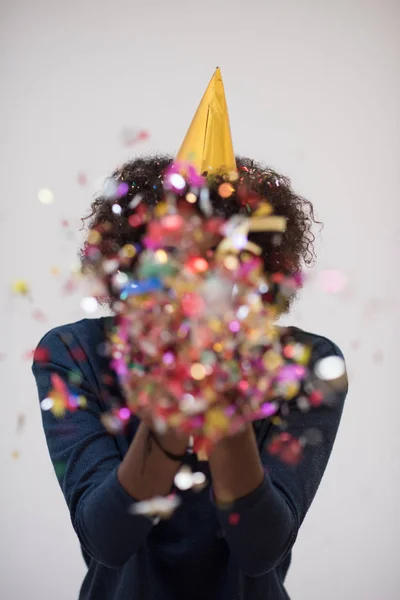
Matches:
[[136, 405, 190, 455]]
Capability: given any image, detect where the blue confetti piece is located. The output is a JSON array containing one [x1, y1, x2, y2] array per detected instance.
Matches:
[[120, 278, 163, 300]]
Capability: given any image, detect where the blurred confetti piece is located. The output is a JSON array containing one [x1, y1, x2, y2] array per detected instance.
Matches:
[[33, 347, 50, 362], [130, 494, 180, 519], [120, 128, 150, 147], [77, 172, 88, 186], [372, 351, 384, 364], [11, 279, 29, 296], [38, 188, 54, 204], [11, 451, 20, 460], [228, 512, 240, 525], [16, 414, 25, 433], [40, 373, 88, 418], [268, 432, 303, 465], [319, 270, 347, 293], [54, 461, 67, 478], [50, 266, 60, 276], [100, 412, 124, 435], [32, 309, 47, 322], [174, 467, 193, 491], [80, 296, 98, 314], [24, 347, 49, 361], [173, 466, 207, 491], [62, 277, 79, 295], [314, 355, 346, 381]]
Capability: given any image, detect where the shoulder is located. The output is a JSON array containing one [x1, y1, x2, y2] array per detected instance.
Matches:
[[33, 317, 114, 367], [287, 326, 345, 362], [36, 317, 113, 347], [32, 317, 117, 397], [286, 325, 348, 397]]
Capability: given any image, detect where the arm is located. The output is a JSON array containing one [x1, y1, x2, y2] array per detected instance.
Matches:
[[208, 336, 348, 577], [209, 423, 264, 504], [33, 328, 188, 569]]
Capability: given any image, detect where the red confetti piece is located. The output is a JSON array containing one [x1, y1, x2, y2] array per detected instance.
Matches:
[[268, 433, 303, 465], [181, 293, 205, 317], [33, 347, 50, 363], [70, 348, 87, 362], [186, 257, 209, 273], [137, 130, 149, 141], [228, 512, 240, 525], [121, 128, 150, 147], [309, 390, 323, 407], [128, 214, 144, 228]]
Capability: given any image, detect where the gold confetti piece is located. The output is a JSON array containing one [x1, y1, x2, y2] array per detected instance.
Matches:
[[87, 229, 102, 244], [11, 279, 29, 295], [248, 216, 286, 232], [154, 202, 168, 217], [243, 241, 262, 255], [120, 244, 137, 259], [50, 266, 60, 276], [253, 202, 273, 217], [263, 350, 284, 372], [205, 407, 230, 433], [11, 451, 20, 459]]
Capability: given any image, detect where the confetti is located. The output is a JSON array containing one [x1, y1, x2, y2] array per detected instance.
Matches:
[[11, 279, 30, 296], [16, 414, 26, 433], [32, 309, 47, 322], [130, 494, 180, 519], [41, 373, 88, 418], [268, 432, 303, 465], [228, 512, 240, 525], [38, 188, 54, 204], [314, 356, 346, 381], [80, 296, 98, 314], [319, 269, 347, 294], [77, 172, 88, 186], [81, 161, 334, 457], [174, 466, 208, 491], [120, 128, 150, 147]]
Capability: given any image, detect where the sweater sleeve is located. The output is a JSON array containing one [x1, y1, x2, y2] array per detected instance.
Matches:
[[211, 335, 348, 577], [32, 327, 154, 569]]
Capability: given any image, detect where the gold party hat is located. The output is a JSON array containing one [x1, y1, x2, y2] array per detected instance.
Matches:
[[176, 67, 236, 175]]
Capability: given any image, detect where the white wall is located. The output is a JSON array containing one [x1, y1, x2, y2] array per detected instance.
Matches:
[[1, 0, 399, 598]]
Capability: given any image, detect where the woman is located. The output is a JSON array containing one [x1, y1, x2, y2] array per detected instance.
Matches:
[[32, 152, 347, 600]]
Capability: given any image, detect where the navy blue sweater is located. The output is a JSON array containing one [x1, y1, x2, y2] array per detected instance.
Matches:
[[32, 318, 347, 599]]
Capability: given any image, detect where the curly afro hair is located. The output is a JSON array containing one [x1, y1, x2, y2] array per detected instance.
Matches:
[[81, 155, 320, 309]]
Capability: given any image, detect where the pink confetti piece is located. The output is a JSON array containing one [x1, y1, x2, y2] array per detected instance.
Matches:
[[77, 172, 88, 186]]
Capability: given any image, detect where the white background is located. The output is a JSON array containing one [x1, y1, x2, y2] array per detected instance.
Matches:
[[1, 0, 399, 598]]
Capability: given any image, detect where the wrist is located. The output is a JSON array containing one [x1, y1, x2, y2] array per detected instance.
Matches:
[[153, 429, 190, 456]]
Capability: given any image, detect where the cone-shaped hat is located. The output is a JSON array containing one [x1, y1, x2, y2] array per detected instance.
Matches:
[[176, 68, 236, 174]]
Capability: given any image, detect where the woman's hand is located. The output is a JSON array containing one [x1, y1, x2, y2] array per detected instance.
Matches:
[[136, 405, 190, 455]]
